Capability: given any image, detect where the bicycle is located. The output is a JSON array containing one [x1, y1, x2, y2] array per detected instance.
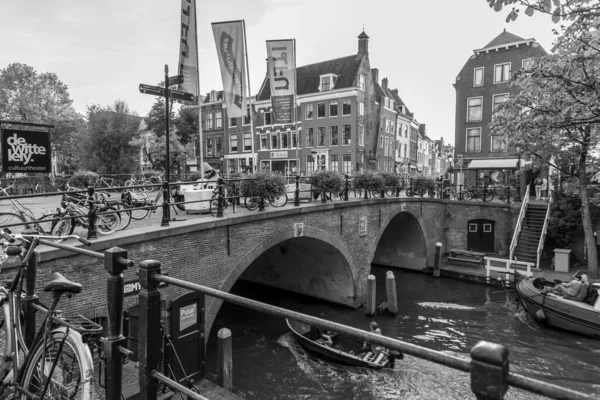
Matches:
[[125, 172, 164, 193], [120, 186, 182, 220], [244, 192, 288, 211], [463, 185, 494, 202], [0, 230, 104, 399], [0, 184, 62, 237], [55, 194, 121, 237]]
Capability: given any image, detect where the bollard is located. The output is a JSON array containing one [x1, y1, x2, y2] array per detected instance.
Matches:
[[217, 328, 233, 390], [294, 175, 300, 206], [217, 178, 225, 218], [470, 341, 509, 400], [344, 174, 349, 201], [322, 191, 327, 203], [433, 242, 442, 278], [385, 271, 398, 316], [366, 274, 376, 316], [138, 260, 163, 400], [364, 187, 369, 200], [87, 186, 97, 239], [161, 181, 170, 227]]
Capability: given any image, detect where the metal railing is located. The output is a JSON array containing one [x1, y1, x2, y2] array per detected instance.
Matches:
[[510, 185, 530, 260], [133, 261, 595, 400], [537, 195, 553, 269]]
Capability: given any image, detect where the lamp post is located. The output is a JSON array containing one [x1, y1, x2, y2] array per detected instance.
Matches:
[[515, 146, 522, 202]]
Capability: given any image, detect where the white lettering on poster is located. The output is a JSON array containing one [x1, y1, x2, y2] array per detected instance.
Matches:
[[179, 303, 197, 331], [6, 133, 47, 165]]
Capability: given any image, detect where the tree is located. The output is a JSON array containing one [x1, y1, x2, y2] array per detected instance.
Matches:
[[489, 12, 600, 276], [485, 0, 600, 24], [82, 100, 141, 175], [174, 106, 200, 146], [132, 131, 187, 175]]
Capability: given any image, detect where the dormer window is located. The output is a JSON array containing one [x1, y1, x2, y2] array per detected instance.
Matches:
[[210, 90, 217, 102], [319, 74, 338, 92]]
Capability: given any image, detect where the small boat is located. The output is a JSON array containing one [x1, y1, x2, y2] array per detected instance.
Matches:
[[515, 275, 600, 338], [286, 319, 396, 369]]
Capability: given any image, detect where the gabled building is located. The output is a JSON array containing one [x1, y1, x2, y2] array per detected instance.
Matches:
[[453, 29, 547, 186], [371, 73, 397, 173], [388, 88, 413, 176], [200, 90, 226, 172]]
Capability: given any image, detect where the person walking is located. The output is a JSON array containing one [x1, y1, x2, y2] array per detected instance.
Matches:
[[534, 175, 543, 200], [541, 176, 548, 199]]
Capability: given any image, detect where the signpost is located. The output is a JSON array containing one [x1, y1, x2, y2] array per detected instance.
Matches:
[[139, 84, 194, 103]]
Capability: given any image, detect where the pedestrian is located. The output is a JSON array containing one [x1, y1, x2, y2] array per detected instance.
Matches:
[[534, 175, 543, 200], [541, 176, 548, 199]]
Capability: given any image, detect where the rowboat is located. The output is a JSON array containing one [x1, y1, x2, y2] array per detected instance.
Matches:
[[286, 319, 397, 369], [515, 275, 600, 338]]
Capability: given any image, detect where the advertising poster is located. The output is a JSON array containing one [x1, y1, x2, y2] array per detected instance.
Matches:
[[212, 20, 246, 117], [1, 128, 51, 173], [266, 39, 296, 124]]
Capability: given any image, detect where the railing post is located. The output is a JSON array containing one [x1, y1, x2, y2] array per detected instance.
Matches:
[[217, 178, 225, 218], [344, 175, 349, 201], [381, 188, 385, 198], [294, 175, 300, 206], [321, 190, 327, 203], [217, 328, 233, 390], [161, 181, 170, 227], [258, 196, 266, 212], [104, 247, 130, 400], [87, 186, 97, 239], [470, 341, 509, 400], [138, 260, 162, 400], [363, 186, 369, 200]]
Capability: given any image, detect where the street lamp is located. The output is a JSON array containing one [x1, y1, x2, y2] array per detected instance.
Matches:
[[515, 145, 522, 202]]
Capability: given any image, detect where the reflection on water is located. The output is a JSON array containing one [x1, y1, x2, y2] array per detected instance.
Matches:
[[205, 267, 600, 399]]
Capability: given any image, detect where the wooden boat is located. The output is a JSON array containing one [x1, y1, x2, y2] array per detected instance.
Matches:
[[515, 275, 600, 338], [286, 319, 395, 369]]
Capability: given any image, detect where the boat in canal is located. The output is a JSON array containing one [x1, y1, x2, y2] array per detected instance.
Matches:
[[286, 319, 395, 369], [515, 275, 600, 338]]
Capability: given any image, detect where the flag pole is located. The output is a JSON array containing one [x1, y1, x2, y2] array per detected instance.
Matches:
[[242, 20, 256, 172], [293, 39, 299, 175], [193, 0, 204, 181]]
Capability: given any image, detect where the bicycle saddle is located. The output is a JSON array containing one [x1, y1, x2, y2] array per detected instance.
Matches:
[[43, 272, 83, 294]]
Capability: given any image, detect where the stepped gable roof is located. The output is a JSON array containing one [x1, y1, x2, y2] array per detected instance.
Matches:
[[257, 54, 363, 101], [482, 29, 528, 49]]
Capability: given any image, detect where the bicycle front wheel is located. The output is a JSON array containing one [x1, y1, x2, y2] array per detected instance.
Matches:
[[96, 206, 120, 235], [270, 192, 288, 207], [19, 328, 95, 400], [244, 196, 259, 211], [209, 194, 220, 217], [0, 212, 28, 236], [112, 202, 132, 230]]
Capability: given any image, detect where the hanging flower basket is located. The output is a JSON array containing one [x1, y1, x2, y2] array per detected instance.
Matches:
[[354, 171, 385, 193], [240, 172, 286, 200], [308, 170, 345, 201]]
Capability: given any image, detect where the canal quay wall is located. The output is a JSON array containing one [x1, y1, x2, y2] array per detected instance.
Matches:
[[30, 198, 520, 338]]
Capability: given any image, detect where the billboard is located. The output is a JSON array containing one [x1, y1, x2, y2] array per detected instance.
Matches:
[[1, 128, 51, 173]]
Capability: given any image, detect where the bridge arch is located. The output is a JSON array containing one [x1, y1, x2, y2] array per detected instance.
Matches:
[[371, 205, 428, 270]]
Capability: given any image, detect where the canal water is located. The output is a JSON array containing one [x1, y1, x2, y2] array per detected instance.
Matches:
[[205, 266, 600, 399]]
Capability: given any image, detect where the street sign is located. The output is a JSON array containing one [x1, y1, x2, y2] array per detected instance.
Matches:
[[167, 74, 184, 86], [139, 83, 194, 102]]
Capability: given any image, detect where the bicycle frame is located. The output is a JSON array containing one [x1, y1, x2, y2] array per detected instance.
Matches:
[[0, 185, 57, 234]]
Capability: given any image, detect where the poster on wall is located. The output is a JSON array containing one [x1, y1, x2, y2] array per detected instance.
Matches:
[[359, 216, 367, 237], [1, 128, 51, 173], [293, 222, 304, 237]]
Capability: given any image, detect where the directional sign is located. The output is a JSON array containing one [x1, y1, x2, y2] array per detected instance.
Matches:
[[139, 83, 194, 103], [167, 74, 184, 87], [170, 89, 194, 103]]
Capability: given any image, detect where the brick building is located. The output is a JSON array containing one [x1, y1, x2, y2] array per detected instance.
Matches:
[[453, 29, 547, 186]]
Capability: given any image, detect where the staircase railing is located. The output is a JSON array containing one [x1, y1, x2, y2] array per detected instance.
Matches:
[[536, 195, 553, 268], [510, 185, 530, 260]]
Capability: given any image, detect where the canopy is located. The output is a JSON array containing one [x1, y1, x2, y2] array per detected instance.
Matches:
[[467, 159, 519, 169]]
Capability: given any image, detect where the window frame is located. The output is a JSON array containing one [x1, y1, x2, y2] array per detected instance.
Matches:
[[229, 134, 238, 152], [490, 133, 507, 153], [342, 153, 352, 174], [342, 124, 351, 146], [342, 100, 351, 116], [305, 104, 314, 120], [317, 126, 326, 147], [473, 67, 484, 87], [215, 111, 222, 129], [358, 124, 364, 147], [467, 96, 483, 123], [329, 101, 338, 117], [330, 153, 339, 172], [260, 134, 268, 150], [359, 101, 364, 116], [466, 127, 482, 153], [317, 103, 326, 119], [493, 62, 511, 84], [306, 127, 314, 148], [359, 74, 365, 91], [329, 125, 338, 146], [522, 58, 534, 70], [243, 131, 252, 152]]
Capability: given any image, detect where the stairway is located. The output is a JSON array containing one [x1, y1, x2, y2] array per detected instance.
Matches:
[[513, 204, 548, 265]]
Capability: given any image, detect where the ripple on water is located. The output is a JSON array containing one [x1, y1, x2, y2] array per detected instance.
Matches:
[[418, 302, 476, 310]]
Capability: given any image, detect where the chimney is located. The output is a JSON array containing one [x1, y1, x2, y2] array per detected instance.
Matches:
[[419, 124, 427, 135], [382, 77, 388, 91], [358, 30, 369, 56], [371, 68, 379, 84]]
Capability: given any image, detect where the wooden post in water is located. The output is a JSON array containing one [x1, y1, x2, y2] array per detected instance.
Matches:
[[386, 271, 398, 316], [366, 274, 376, 316], [217, 328, 233, 390], [433, 242, 442, 278]]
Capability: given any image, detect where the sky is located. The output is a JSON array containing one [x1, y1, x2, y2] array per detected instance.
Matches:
[[1, 0, 560, 145]]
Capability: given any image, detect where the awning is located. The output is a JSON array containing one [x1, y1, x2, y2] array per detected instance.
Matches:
[[467, 159, 519, 169]]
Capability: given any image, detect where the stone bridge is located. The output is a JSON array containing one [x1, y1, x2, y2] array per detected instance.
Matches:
[[34, 197, 518, 337]]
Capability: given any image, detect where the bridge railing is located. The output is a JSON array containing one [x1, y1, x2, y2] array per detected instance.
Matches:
[[133, 260, 595, 400]]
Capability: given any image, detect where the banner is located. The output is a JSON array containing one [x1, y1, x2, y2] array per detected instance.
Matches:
[[1, 128, 51, 173], [177, 0, 198, 105], [267, 40, 296, 124], [212, 21, 246, 118]]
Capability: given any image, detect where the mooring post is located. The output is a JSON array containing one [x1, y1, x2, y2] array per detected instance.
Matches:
[[217, 328, 233, 390], [344, 174, 349, 201], [294, 175, 300, 206], [161, 180, 170, 227], [433, 242, 442, 278], [385, 271, 398, 316], [366, 274, 376, 316], [470, 341, 509, 400]]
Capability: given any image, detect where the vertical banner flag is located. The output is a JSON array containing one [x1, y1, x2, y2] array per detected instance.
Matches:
[[177, 0, 199, 104], [212, 21, 246, 118], [266, 40, 296, 124]]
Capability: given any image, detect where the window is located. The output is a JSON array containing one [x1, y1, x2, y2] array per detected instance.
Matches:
[[230, 134, 238, 152], [230, 118, 237, 127], [330, 154, 339, 172], [466, 128, 481, 152], [343, 154, 352, 174], [216, 111, 222, 128], [358, 125, 364, 147], [469, 223, 477, 232], [467, 97, 482, 122], [292, 131, 298, 148], [522, 58, 534, 70], [473, 67, 484, 87], [330, 102, 338, 117], [483, 223, 492, 233], [321, 76, 331, 91], [317, 103, 325, 118], [330, 126, 338, 146], [493, 94, 508, 110], [260, 134, 268, 150], [384, 137, 389, 156], [281, 131, 289, 149], [243, 132, 252, 151], [390, 99, 394, 109], [216, 137, 222, 156], [342, 100, 351, 115], [403, 144, 407, 158], [390, 122, 394, 135], [305, 104, 313, 119], [206, 113, 213, 130], [404, 125, 408, 138], [243, 109, 251, 125], [317, 127, 326, 146], [379, 135, 384, 148], [306, 127, 314, 147], [359, 102, 364, 116], [306, 154, 315, 173], [494, 63, 511, 83], [264, 111, 272, 125], [359, 74, 365, 91], [271, 133, 279, 150], [491, 134, 507, 152], [228, 159, 236, 174], [343, 124, 351, 145], [206, 138, 214, 157], [385, 119, 390, 133]]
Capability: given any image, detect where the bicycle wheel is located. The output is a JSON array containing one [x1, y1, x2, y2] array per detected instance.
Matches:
[[442, 188, 455, 200], [209, 195, 220, 217], [386, 188, 396, 197], [112, 202, 132, 230], [19, 328, 95, 400], [125, 180, 142, 192], [52, 217, 75, 240], [0, 212, 28, 236], [244, 196, 259, 211], [95, 206, 120, 235], [463, 191, 473, 201], [270, 192, 288, 207], [0, 300, 27, 387], [483, 191, 494, 203]]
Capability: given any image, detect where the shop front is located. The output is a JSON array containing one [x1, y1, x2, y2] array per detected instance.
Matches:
[[224, 154, 255, 175], [466, 159, 519, 186], [258, 150, 299, 175]]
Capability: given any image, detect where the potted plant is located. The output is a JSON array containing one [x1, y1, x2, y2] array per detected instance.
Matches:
[[353, 171, 385, 199], [240, 172, 286, 211], [308, 170, 345, 202], [379, 172, 402, 197]]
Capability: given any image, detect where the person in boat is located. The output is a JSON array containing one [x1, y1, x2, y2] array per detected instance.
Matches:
[[315, 332, 334, 347], [563, 274, 590, 302], [308, 313, 326, 340], [542, 275, 583, 297]]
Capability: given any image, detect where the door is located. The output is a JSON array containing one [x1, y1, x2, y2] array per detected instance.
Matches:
[[316, 154, 327, 171], [272, 160, 286, 174], [467, 219, 495, 253]]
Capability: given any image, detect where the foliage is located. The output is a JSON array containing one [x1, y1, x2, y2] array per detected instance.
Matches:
[[68, 170, 100, 189], [174, 106, 199, 145], [353, 171, 385, 193], [240, 172, 286, 199], [485, 0, 600, 25], [308, 170, 345, 196], [132, 131, 187, 174], [412, 177, 436, 193], [143, 86, 175, 138], [379, 172, 402, 189]]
